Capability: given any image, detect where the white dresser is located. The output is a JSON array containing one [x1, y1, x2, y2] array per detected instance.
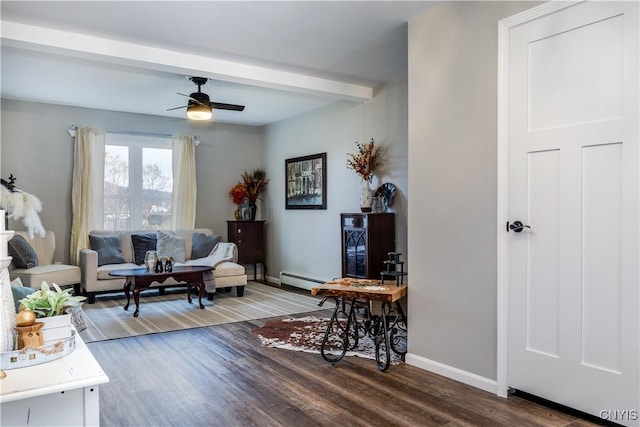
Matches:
[[1, 333, 109, 426]]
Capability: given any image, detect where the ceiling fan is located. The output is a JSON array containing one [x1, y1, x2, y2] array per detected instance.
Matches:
[[167, 76, 245, 120]]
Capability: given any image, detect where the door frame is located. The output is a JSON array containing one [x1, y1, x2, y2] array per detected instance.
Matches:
[[495, 0, 583, 399]]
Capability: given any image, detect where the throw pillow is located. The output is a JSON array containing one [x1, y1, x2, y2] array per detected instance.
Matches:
[[131, 233, 158, 265], [11, 281, 35, 313], [156, 231, 186, 263], [89, 234, 126, 266], [192, 233, 222, 259], [8, 234, 39, 269]]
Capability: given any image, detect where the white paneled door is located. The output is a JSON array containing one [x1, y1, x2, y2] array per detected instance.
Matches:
[[507, 1, 639, 422]]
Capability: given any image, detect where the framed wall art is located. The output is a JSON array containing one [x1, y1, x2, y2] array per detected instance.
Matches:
[[285, 153, 327, 210]]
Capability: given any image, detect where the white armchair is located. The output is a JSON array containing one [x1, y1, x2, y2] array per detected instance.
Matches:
[[9, 231, 81, 294]]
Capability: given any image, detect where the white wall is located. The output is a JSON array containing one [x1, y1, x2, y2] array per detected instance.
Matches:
[[0, 99, 262, 263], [407, 1, 540, 384], [262, 80, 408, 282]]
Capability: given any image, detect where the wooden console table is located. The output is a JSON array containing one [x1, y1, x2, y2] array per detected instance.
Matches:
[[1, 332, 109, 426]]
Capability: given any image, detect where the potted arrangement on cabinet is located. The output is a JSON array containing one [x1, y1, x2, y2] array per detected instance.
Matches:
[[346, 139, 382, 212], [17, 282, 86, 345], [229, 169, 269, 221]]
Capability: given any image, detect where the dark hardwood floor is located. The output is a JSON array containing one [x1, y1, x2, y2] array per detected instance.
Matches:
[[88, 309, 600, 427]]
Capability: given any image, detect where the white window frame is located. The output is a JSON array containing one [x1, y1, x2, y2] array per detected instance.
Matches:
[[104, 133, 172, 230]]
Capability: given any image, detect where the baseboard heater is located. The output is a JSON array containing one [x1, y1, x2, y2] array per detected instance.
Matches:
[[278, 272, 325, 290]]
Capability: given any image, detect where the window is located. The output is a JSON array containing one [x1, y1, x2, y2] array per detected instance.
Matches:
[[103, 134, 173, 230]]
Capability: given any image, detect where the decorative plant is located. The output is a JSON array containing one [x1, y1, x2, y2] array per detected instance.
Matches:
[[228, 183, 248, 205], [346, 139, 382, 182], [19, 282, 86, 318], [240, 169, 269, 204]]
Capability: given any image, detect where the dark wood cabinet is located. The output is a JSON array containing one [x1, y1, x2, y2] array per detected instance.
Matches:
[[227, 221, 266, 280], [341, 213, 395, 279]]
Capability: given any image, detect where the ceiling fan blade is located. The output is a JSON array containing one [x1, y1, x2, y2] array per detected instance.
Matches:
[[211, 102, 245, 111], [177, 92, 209, 107], [166, 105, 188, 111]]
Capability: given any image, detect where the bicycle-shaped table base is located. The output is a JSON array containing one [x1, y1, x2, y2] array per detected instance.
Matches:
[[311, 280, 408, 371]]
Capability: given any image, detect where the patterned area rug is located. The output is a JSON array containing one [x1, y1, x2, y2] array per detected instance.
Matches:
[[80, 282, 322, 343], [252, 315, 403, 364]]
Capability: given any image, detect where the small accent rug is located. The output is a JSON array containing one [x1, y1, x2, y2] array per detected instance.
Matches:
[[252, 316, 402, 364], [80, 282, 322, 343]]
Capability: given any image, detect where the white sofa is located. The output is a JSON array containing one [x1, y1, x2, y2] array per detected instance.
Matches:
[[9, 231, 81, 293], [79, 228, 247, 303]]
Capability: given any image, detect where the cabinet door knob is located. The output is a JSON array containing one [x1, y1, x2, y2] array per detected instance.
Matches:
[[238, 240, 242, 244], [237, 229, 241, 233]]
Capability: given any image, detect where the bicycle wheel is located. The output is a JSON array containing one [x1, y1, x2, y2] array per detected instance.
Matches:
[[374, 314, 390, 371]]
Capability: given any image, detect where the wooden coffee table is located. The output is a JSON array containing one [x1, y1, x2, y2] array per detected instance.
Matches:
[[109, 265, 214, 317]]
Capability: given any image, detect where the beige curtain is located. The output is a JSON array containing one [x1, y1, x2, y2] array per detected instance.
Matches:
[[70, 127, 105, 265], [171, 135, 197, 229]]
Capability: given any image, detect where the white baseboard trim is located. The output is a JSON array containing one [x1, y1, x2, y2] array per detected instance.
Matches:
[[266, 274, 280, 284], [405, 352, 498, 395]]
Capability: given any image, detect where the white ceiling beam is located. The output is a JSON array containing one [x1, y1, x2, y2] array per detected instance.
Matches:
[[0, 20, 373, 101]]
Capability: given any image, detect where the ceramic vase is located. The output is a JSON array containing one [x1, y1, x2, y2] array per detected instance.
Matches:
[[247, 202, 257, 221], [360, 181, 373, 212]]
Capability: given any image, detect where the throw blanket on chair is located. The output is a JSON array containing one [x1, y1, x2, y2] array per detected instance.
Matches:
[[208, 242, 237, 267], [199, 242, 237, 293]]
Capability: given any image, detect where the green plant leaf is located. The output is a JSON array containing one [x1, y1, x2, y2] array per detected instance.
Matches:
[[18, 281, 85, 317]]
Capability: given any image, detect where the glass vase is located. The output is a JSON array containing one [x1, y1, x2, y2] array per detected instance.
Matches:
[[144, 250, 157, 272], [372, 196, 386, 213], [240, 201, 250, 220]]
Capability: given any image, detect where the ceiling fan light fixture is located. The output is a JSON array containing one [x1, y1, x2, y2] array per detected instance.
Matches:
[[187, 103, 213, 121]]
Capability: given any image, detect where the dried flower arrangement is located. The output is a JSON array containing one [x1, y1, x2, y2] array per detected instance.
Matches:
[[229, 169, 270, 206], [228, 183, 248, 205], [346, 139, 382, 182], [241, 169, 270, 203]]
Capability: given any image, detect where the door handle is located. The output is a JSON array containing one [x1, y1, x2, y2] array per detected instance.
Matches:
[[507, 221, 531, 233]]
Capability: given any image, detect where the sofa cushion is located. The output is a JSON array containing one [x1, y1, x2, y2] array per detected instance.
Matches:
[[15, 231, 56, 265], [89, 234, 126, 266], [156, 231, 186, 263], [8, 234, 39, 269], [97, 263, 140, 280], [191, 233, 222, 259], [131, 233, 157, 265], [212, 261, 246, 277], [10, 264, 81, 288], [175, 229, 211, 260], [182, 259, 245, 277]]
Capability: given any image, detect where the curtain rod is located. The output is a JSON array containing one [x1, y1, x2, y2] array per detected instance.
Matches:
[[67, 125, 200, 144]]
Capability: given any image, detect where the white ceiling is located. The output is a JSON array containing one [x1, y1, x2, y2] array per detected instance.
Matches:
[[0, 1, 435, 126]]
